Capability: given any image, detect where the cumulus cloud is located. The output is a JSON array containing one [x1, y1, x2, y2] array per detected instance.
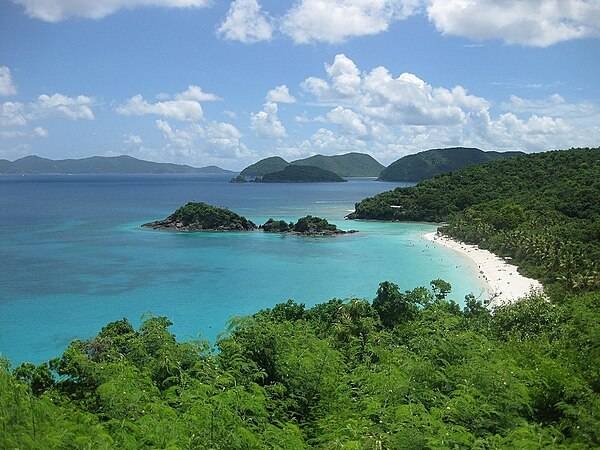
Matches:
[[281, 0, 420, 44], [214, 0, 599, 47], [13, 0, 210, 22], [1, 93, 94, 129], [0, 102, 28, 127], [117, 86, 218, 121], [175, 85, 221, 102], [155, 119, 250, 161], [0, 67, 17, 96], [303, 54, 487, 127], [266, 85, 296, 104], [293, 54, 600, 161], [427, 0, 600, 47], [35, 94, 95, 120], [325, 106, 368, 135], [251, 102, 287, 138], [218, 0, 273, 43]]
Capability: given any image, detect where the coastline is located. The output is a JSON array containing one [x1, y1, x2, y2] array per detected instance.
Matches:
[[424, 231, 543, 308]]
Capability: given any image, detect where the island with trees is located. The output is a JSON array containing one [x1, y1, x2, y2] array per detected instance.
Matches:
[[260, 165, 346, 183], [261, 216, 357, 236], [142, 202, 257, 231], [232, 152, 384, 182]]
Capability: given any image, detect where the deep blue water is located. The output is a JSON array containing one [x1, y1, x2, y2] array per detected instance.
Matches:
[[0, 174, 487, 364]]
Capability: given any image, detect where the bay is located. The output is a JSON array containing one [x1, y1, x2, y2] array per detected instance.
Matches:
[[0, 174, 487, 364]]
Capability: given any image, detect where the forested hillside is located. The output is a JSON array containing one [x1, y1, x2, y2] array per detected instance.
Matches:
[[350, 148, 600, 293], [378, 147, 523, 182], [2, 281, 599, 448]]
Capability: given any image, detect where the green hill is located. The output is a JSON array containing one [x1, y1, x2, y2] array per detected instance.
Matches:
[[350, 147, 600, 292], [237, 152, 385, 180], [0, 155, 233, 174], [239, 156, 289, 178], [378, 147, 524, 181], [261, 165, 346, 183], [292, 152, 384, 177]]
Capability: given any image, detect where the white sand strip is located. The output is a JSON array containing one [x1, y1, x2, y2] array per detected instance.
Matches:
[[424, 231, 543, 308]]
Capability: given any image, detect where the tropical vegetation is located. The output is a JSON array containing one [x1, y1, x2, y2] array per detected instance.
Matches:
[[351, 148, 600, 294]]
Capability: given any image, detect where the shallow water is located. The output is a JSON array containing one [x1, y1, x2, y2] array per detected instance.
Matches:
[[0, 175, 487, 364]]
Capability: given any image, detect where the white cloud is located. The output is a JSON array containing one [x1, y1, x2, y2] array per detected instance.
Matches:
[[175, 85, 221, 102], [251, 102, 287, 138], [155, 119, 250, 161], [0, 102, 27, 127], [117, 95, 203, 121], [218, 0, 273, 43], [294, 54, 600, 161], [502, 94, 598, 119], [303, 54, 487, 127], [325, 106, 368, 135], [266, 85, 296, 104], [35, 94, 95, 120], [117, 86, 219, 121], [0, 67, 17, 96], [0, 126, 48, 139], [124, 134, 143, 146], [427, 0, 600, 47], [281, 0, 420, 44], [33, 126, 48, 137], [13, 0, 211, 22]]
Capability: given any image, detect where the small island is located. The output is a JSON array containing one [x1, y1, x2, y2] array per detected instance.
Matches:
[[261, 216, 357, 236], [142, 202, 257, 231], [260, 165, 346, 183]]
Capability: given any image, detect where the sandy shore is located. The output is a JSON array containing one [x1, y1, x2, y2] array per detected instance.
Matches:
[[424, 231, 543, 308]]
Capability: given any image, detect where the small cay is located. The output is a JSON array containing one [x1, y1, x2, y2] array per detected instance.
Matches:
[[143, 202, 257, 231], [261, 215, 357, 236]]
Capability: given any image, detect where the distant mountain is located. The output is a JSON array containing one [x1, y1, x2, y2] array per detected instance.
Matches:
[[260, 165, 346, 183], [0, 155, 233, 175], [237, 152, 384, 181], [378, 147, 525, 182], [292, 152, 384, 177], [239, 156, 289, 178]]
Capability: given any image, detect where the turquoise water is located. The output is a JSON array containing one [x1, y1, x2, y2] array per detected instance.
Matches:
[[0, 175, 487, 364]]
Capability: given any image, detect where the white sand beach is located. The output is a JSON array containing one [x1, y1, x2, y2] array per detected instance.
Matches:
[[424, 231, 543, 308]]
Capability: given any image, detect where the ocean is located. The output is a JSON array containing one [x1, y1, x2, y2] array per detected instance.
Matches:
[[0, 174, 487, 364]]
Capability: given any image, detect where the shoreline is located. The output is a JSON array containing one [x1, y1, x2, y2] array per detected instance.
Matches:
[[424, 231, 543, 308]]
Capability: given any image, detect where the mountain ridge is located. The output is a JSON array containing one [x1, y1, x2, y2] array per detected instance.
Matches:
[[378, 147, 525, 181], [0, 155, 233, 174]]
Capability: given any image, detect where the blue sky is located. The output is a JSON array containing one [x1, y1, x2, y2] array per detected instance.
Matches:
[[1, 0, 599, 169]]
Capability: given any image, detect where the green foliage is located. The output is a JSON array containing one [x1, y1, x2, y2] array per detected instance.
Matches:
[[2, 282, 599, 448], [293, 215, 338, 233], [261, 218, 293, 232], [351, 148, 600, 292], [149, 201, 257, 231]]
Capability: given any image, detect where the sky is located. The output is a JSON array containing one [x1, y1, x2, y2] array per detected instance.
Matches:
[[1, 0, 599, 170]]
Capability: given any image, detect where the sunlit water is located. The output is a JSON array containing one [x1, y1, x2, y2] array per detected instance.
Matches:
[[0, 174, 487, 364]]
